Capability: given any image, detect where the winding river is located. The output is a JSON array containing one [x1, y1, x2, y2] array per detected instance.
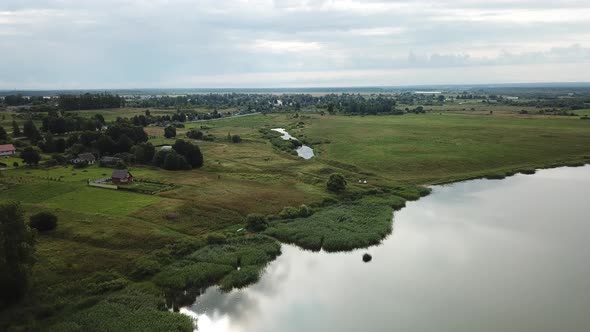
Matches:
[[271, 128, 314, 159], [182, 165, 590, 332]]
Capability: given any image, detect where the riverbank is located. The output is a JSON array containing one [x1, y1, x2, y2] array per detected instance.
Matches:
[[185, 166, 590, 332]]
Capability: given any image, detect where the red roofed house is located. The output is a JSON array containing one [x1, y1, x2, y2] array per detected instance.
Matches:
[[111, 169, 133, 184], [0, 144, 16, 157]]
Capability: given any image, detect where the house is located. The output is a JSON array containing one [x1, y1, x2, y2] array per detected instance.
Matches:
[[111, 169, 133, 184], [100, 156, 121, 167], [72, 153, 96, 165], [0, 144, 16, 157]]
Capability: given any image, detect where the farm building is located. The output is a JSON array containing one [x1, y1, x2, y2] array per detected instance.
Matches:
[[0, 144, 16, 157], [72, 153, 96, 165], [112, 170, 133, 184]]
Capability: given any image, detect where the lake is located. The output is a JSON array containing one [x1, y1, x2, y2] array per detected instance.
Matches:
[[182, 166, 590, 332]]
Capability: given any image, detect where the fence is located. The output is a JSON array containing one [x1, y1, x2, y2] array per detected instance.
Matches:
[[88, 182, 118, 190]]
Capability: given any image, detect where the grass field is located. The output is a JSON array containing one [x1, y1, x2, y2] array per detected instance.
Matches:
[[2, 109, 590, 331], [301, 113, 590, 183]]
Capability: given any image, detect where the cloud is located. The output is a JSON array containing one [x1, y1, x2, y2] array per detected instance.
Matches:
[[0, 0, 589, 88]]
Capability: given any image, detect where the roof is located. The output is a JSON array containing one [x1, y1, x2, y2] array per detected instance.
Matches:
[[112, 169, 131, 179], [78, 153, 96, 161], [0, 144, 16, 152]]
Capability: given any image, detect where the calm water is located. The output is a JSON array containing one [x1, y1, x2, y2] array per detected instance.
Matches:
[[183, 166, 590, 332], [271, 128, 315, 159]]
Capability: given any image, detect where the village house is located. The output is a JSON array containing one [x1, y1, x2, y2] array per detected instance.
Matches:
[[0, 144, 16, 157], [111, 169, 133, 184], [72, 153, 96, 165]]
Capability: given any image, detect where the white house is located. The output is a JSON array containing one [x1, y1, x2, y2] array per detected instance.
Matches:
[[0, 144, 16, 157]]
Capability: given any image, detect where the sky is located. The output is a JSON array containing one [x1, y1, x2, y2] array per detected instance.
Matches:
[[1, 0, 590, 89]]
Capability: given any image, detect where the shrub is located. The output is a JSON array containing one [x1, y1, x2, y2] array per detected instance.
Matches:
[[231, 135, 242, 143], [132, 257, 161, 278], [326, 173, 347, 192], [186, 129, 204, 140], [298, 204, 313, 217], [12, 161, 19, 167], [206, 233, 227, 245], [279, 206, 299, 219], [245, 213, 268, 232], [29, 212, 58, 232], [279, 205, 313, 219], [362, 253, 372, 262]]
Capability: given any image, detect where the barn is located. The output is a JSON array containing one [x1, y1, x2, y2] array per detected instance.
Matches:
[[111, 170, 133, 184]]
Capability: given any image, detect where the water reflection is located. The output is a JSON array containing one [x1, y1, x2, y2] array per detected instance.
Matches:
[[184, 166, 590, 332], [271, 128, 315, 159]]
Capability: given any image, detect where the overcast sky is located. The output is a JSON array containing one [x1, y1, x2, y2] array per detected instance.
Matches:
[[1, 0, 590, 89]]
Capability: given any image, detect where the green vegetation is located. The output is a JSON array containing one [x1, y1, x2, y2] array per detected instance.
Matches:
[[2, 88, 590, 330], [326, 173, 347, 192], [29, 211, 58, 232], [265, 195, 407, 252], [0, 202, 36, 306]]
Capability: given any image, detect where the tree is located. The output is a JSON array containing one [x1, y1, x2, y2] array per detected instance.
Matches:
[[20, 147, 41, 165], [132, 142, 156, 164], [164, 126, 176, 138], [39, 132, 56, 153], [23, 120, 41, 142], [326, 173, 347, 192], [12, 120, 21, 137], [0, 126, 7, 141], [163, 151, 190, 170], [116, 134, 134, 153], [0, 202, 36, 306], [54, 138, 66, 153], [29, 212, 57, 232], [172, 139, 203, 168]]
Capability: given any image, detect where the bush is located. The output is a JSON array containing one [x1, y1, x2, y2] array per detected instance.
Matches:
[[245, 213, 268, 232], [298, 204, 313, 217], [279, 206, 300, 219], [326, 173, 347, 192], [13, 161, 19, 167], [132, 257, 161, 279], [186, 129, 204, 140], [206, 233, 227, 245], [231, 135, 242, 143], [29, 212, 58, 232]]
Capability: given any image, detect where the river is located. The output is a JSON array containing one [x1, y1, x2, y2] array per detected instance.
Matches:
[[182, 165, 590, 332], [271, 128, 314, 159]]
